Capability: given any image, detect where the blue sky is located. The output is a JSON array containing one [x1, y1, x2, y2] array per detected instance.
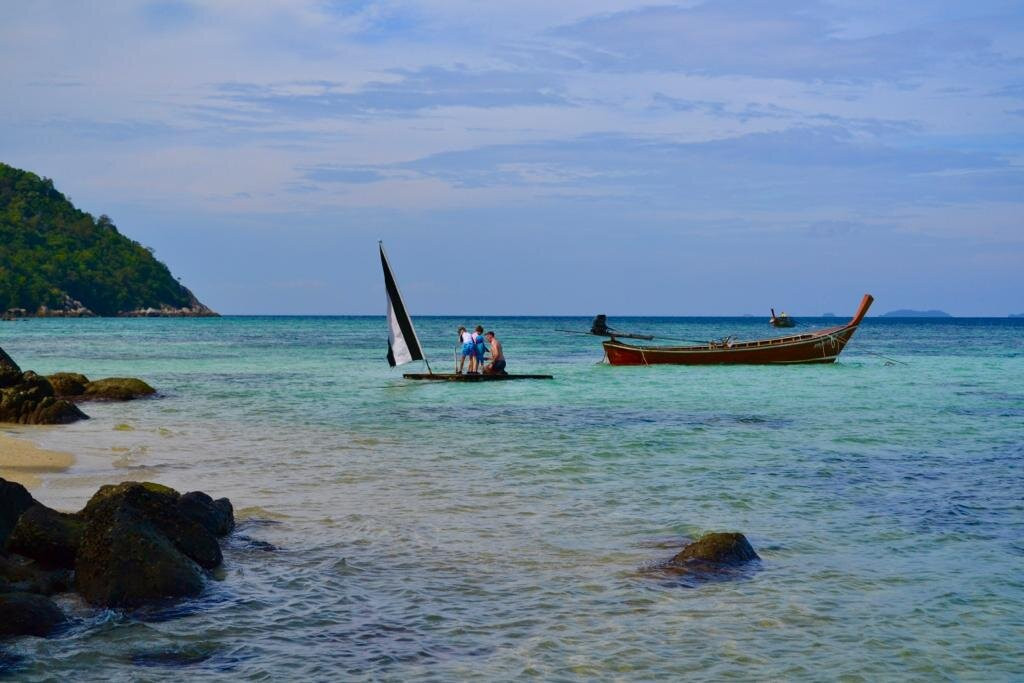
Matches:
[[1, 1, 1022, 315]]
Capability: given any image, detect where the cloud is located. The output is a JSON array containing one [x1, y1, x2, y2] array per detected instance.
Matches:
[[550, 1, 1009, 81], [205, 66, 571, 122]]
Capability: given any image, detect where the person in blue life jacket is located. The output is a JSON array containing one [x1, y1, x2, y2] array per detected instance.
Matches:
[[482, 331, 506, 374], [470, 325, 487, 374], [456, 326, 476, 374]]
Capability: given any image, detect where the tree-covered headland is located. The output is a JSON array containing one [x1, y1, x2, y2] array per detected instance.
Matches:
[[0, 162, 214, 316]]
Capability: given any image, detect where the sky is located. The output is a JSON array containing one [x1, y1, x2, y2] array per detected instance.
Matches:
[[1, 1, 1022, 315]]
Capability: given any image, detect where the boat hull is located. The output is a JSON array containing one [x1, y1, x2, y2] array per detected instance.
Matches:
[[602, 294, 873, 366], [404, 373, 553, 381]]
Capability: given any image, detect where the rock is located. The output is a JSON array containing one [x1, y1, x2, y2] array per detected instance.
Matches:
[[45, 372, 89, 397], [0, 554, 73, 596], [0, 347, 21, 387], [0, 479, 35, 547], [5, 505, 84, 569], [81, 482, 222, 570], [75, 503, 205, 607], [178, 492, 235, 537], [671, 532, 760, 568], [0, 592, 67, 638], [82, 377, 156, 400], [0, 373, 89, 425]]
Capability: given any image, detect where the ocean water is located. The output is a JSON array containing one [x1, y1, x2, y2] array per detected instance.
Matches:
[[1, 315, 1022, 680]]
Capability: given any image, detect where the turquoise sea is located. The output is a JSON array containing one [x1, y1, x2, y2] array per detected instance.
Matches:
[[2, 315, 1023, 680]]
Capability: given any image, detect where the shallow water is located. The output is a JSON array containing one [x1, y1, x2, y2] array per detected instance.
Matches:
[[2, 316, 1023, 680]]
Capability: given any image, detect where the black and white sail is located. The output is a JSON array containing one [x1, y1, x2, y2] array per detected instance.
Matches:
[[380, 243, 427, 368]]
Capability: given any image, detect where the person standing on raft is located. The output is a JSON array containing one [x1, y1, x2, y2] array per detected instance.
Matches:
[[456, 326, 476, 374]]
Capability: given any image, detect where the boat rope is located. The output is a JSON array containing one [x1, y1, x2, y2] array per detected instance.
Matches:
[[848, 345, 908, 366], [640, 348, 649, 367]]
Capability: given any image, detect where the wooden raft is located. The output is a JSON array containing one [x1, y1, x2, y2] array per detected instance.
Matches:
[[403, 373, 553, 381]]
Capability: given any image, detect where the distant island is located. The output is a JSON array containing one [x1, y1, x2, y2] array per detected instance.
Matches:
[[882, 309, 951, 318], [1010, 313, 1024, 318], [821, 313, 836, 317], [0, 162, 215, 317]]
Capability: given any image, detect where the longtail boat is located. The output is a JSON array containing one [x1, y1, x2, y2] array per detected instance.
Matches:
[[379, 242, 553, 381], [601, 294, 873, 366], [769, 308, 796, 328]]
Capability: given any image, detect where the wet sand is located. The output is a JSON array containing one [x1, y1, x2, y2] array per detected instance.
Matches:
[[0, 431, 75, 488]]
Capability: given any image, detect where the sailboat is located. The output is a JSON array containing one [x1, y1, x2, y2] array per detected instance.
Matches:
[[380, 243, 553, 381]]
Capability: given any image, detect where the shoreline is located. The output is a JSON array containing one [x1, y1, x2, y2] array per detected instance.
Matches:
[[0, 431, 75, 489]]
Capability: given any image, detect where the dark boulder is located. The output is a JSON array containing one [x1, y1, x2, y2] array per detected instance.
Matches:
[[670, 532, 760, 568], [178, 491, 235, 537], [82, 377, 156, 401], [81, 482, 222, 569], [0, 373, 88, 424], [45, 372, 89, 397], [0, 592, 67, 638], [0, 479, 35, 546], [0, 347, 20, 387], [75, 501, 205, 607], [5, 505, 84, 569], [0, 554, 73, 596]]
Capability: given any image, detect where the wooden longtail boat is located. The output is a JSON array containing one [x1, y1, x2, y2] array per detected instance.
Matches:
[[602, 294, 873, 366], [769, 308, 796, 328]]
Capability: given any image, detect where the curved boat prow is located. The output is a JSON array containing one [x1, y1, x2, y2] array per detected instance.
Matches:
[[848, 294, 874, 327]]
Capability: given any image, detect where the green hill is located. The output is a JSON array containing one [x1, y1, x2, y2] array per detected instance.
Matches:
[[0, 162, 214, 317]]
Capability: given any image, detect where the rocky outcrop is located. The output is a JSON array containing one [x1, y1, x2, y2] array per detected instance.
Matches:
[[0, 479, 36, 547], [0, 371, 88, 425], [6, 505, 84, 570], [35, 294, 94, 318], [178, 491, 235, 537], [45, 373, 89, 397], [76, 482, 233, 607], [81, 377, 156, 400], [118, 300, 217, 317], [45, 373, 156, 401], [670, 532, 760, 570], [1, 477, 237, 641], [0, 593, 67, 638], [0, 554, 73, 596]]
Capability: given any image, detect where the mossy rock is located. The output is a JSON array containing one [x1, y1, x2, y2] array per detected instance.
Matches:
[[75, 505, 204, 608], [0, 374, 88, 425], [81, 482, 222, 570], [5, 505, 84, 569], [82, 377, 156, 401], [0, 554, 73, 596], [46, 372, 89, 397], [0, 592, 67, 638], [178, 492, 235, 538], [671, 532, 760, 567]]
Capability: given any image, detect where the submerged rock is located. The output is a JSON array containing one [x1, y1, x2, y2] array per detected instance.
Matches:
[[670, 532, 760, 569], [82, 377, 156, 401], [5, 505, 84, 569], [0, 593, 67, 638], [45, 372, 89, 397]]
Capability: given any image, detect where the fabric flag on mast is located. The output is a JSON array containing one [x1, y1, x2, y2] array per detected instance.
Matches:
[[380, 243, 425, 367]]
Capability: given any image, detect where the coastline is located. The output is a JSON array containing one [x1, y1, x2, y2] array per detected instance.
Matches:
[[0, 431, 75, 489]]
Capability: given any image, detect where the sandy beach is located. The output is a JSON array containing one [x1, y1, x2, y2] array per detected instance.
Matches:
[[0, 431, 74, 489]]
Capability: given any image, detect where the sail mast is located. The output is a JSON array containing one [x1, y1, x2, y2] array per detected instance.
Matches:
[[380, 242, 431, 373]]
